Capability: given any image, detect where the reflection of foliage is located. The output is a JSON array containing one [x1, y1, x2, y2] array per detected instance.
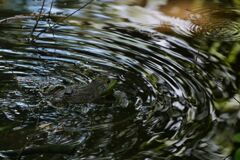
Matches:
[[195, 4, 240, 158], [233, 133, 240, 159], [206, 41, 240, 67], [215, 94, 240, 112], [210, 39, 240, 158], [235, 148, 240, 160], [233, 0, 240, 6]]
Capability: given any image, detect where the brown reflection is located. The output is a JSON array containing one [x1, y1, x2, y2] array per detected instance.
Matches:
[[159, 0, 205, 19], [115, 0, 147, 7], [159, 0, 238, 25]]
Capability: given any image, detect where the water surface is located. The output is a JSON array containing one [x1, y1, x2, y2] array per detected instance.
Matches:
[[0, 0, 239, 159]]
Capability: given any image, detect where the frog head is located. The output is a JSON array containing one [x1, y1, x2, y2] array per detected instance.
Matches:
[[98, 78, 117, 96]]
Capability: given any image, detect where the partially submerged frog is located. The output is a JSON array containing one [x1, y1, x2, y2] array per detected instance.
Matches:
[[44, 77, 117, 106]]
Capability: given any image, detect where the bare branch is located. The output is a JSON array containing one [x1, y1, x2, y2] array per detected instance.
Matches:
[[29, 0, 46, 42], [35, 0, 95, 40]]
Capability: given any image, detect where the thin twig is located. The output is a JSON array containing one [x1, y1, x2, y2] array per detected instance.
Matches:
[[29, 0, 46, 42], [0, 15, 34, 24], [35, 0, 94, 40], [48, 0, 55, 17], [47, 0, 56, 38], [61, 0, 94, 21]]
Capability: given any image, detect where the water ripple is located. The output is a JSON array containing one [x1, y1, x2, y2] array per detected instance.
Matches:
[[189, 8, 240, 41], [0, 4, 236, 160]]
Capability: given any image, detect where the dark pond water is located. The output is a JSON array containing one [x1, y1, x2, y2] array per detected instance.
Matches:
[[0, 0, 239, 159]]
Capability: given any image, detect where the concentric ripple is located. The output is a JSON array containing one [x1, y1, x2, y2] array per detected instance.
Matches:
[[0, 1, 237, 160], [109, 4, 240, 42], [189, 8, 240, 41]]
